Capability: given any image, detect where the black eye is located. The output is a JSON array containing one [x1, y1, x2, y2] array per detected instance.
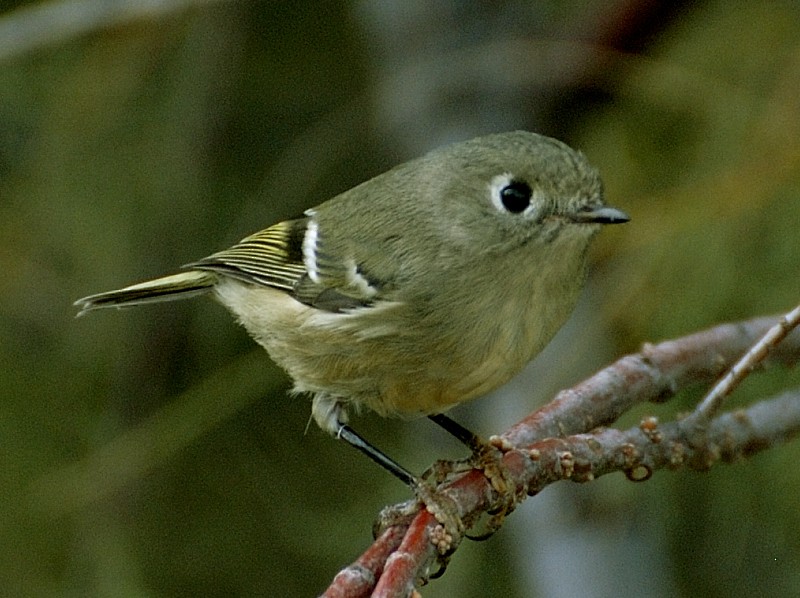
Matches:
[[499, 180, 532, 214]]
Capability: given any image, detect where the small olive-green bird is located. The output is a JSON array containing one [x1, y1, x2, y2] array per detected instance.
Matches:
[[75, 131, 628, 485]]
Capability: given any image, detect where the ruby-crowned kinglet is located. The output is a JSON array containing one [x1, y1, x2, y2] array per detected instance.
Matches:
[[75, 131, 628, 485]]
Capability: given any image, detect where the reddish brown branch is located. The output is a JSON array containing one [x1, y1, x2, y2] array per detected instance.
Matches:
[[503, 315, 800, 447], [322, 523, 408, 598], [371, 510, 436, 598], [321, 314, 800, 597]]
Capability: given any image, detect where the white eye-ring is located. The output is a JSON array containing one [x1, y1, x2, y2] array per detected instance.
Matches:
[[489, 173, 536, 216]]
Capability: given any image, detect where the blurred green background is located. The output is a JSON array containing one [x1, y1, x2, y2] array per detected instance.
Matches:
[[2, 1, 799, 596]]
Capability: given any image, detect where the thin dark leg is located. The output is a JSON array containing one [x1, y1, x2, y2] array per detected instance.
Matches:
[[337, 424, 418, 489], [427, 413, 483, 452], [429, 413, 513, 541]]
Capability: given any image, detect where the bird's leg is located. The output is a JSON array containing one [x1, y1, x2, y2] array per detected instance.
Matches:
[[427, 413, 520, 539], [421, 413, 486, 485], [427, 413, 484, 452], [336, 424, 418, 488], [335, 422, 466, 558], [315, 395, 418, 488]]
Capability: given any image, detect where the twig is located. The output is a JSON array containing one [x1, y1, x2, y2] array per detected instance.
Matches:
[[502, 315, 800, 448], [689, 304, 800, 422]]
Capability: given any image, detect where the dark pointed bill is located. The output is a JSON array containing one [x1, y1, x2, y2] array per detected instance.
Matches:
[[572, 206, 630, 225]]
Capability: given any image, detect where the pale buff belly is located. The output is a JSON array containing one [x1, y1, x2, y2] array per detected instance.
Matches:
[[213, 279, 561, 418]]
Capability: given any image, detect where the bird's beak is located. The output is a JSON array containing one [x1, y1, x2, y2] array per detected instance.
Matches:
[[572, 206, 630, 225]]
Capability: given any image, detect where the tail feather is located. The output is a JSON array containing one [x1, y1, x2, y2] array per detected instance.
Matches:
[[74, 270, 217, 316]]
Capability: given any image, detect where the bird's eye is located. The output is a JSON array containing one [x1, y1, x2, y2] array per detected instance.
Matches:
[[499, 180, 532, 214]]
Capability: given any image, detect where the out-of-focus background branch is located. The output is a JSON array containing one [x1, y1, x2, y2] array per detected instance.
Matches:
[[1, 1, 799, 596]]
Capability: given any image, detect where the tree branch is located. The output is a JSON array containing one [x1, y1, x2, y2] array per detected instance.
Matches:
[[321, 312, 800, 597]]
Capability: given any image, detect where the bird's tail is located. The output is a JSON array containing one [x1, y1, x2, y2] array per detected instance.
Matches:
[[74, 270, 217, 316]]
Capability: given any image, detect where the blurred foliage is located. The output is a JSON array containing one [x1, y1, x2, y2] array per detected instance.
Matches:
[[1, 1, 799, 596]]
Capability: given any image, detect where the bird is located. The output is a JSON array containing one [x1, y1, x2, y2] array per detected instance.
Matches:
[[75, 130, 629, 487]]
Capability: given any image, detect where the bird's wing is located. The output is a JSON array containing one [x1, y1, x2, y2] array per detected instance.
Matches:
[[187, 217, 380, 313]]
